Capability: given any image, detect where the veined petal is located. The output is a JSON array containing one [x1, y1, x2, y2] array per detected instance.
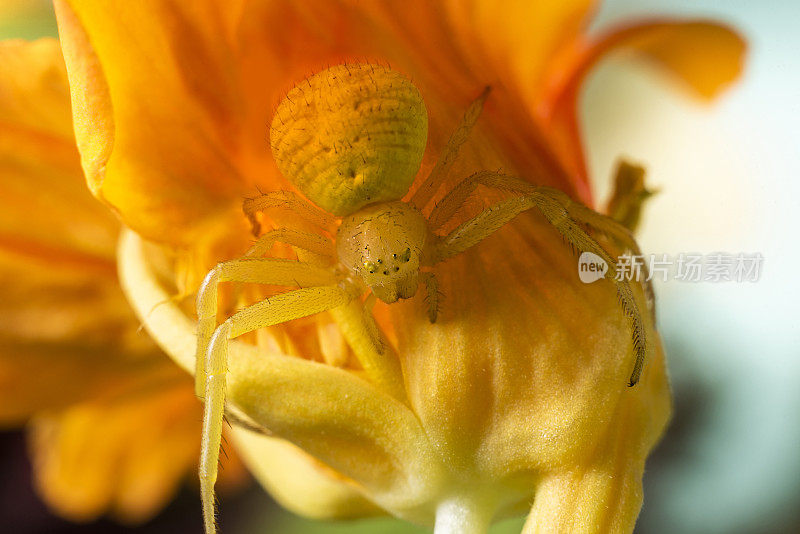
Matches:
[[523, 339, 669, 532], [388, 213, 669, 489], [439, 0, 596, 200], [54, 0, 588, 267]]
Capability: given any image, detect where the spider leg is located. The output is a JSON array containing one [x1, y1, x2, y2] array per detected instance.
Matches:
[[246, 227, 335, 266], [243, 190, 336, 235], [195, 257, 337, 398], [410, 87, 490, 211], [327, 297, 407, 401], [533, 187, 656, 318], [361, 293, 383, 351], [420, 271, 439, 323], [430, 170, 656, 319], [200, 284, 354, 534], [428, 171, 651, 387]]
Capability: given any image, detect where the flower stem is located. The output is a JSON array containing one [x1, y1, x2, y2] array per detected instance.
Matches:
[[434, 493, 495, 534]]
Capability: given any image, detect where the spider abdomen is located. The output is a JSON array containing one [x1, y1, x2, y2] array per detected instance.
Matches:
[[270, 64, 428, 216]]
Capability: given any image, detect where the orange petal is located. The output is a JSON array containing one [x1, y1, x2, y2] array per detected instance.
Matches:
[[0, 39, 156, 424], [539, 20, 746, 181], [53, 0, 589, 261], [441, 0, 597, 200], [0, 38, 147, 416], [54, 0, 252, 247], [0, 37, 248, 523], [344, 0, 588, 200], [0, 38, 117, 264]]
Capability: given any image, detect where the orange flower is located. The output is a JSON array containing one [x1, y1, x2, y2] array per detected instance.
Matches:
[[17, 0, 744, 531], [0, 38, 245, 523]]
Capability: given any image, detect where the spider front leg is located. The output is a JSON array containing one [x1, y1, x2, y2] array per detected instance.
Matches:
[[246, 227, 335, 266], [200, 283, 355, 534], [195, 257, 337, 397], [243, 190, 336, 235], [410, 87, 490, 210], [429, 170, 656, 318], [429, 175, 650, 386]]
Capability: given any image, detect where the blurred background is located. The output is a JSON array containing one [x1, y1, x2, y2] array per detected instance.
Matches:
[[0, 0, 797, 533]]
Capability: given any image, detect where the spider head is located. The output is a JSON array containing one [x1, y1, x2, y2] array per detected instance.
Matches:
[[361, 246, 420, 303], [337, 201, 428, 304]]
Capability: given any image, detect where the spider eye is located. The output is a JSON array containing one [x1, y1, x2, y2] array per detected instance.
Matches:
[[363, 261, 377, 273], [401, 248, 412, 262]]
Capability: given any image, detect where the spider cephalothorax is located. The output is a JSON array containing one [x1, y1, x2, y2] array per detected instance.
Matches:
[[194, 63, 655, 533], [337, 201, 428, 303]]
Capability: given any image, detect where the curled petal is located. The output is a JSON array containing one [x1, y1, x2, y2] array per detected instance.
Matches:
[[54, 0, 252, 247], [539, 20, 746, 179], [227, 356, 442, 519]]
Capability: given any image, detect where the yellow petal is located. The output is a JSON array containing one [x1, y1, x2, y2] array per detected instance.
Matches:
[[523, 338, 670, 532], [227, 351, 443, 517], [387, 212, 670, 493], [0, 38, 117, 263], [28, 374, 201, 523], [119, 229, 441, 520], [231, 429, 382, 520]]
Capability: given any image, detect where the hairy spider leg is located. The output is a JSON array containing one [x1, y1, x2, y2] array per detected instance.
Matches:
[[243, 190, 336, 235], [246, 227, 336, 266], [427, 171, 650, 387], [410, 87, 490, 210], [536, 187, 656, 319], [200, 284, 354, 534], [419, 271, 440, 323], [428, 170, 656, 319], [195, 257, 337, 398]]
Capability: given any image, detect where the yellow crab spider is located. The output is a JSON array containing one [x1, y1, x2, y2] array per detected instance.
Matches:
[[194, 63, 655, 533]]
